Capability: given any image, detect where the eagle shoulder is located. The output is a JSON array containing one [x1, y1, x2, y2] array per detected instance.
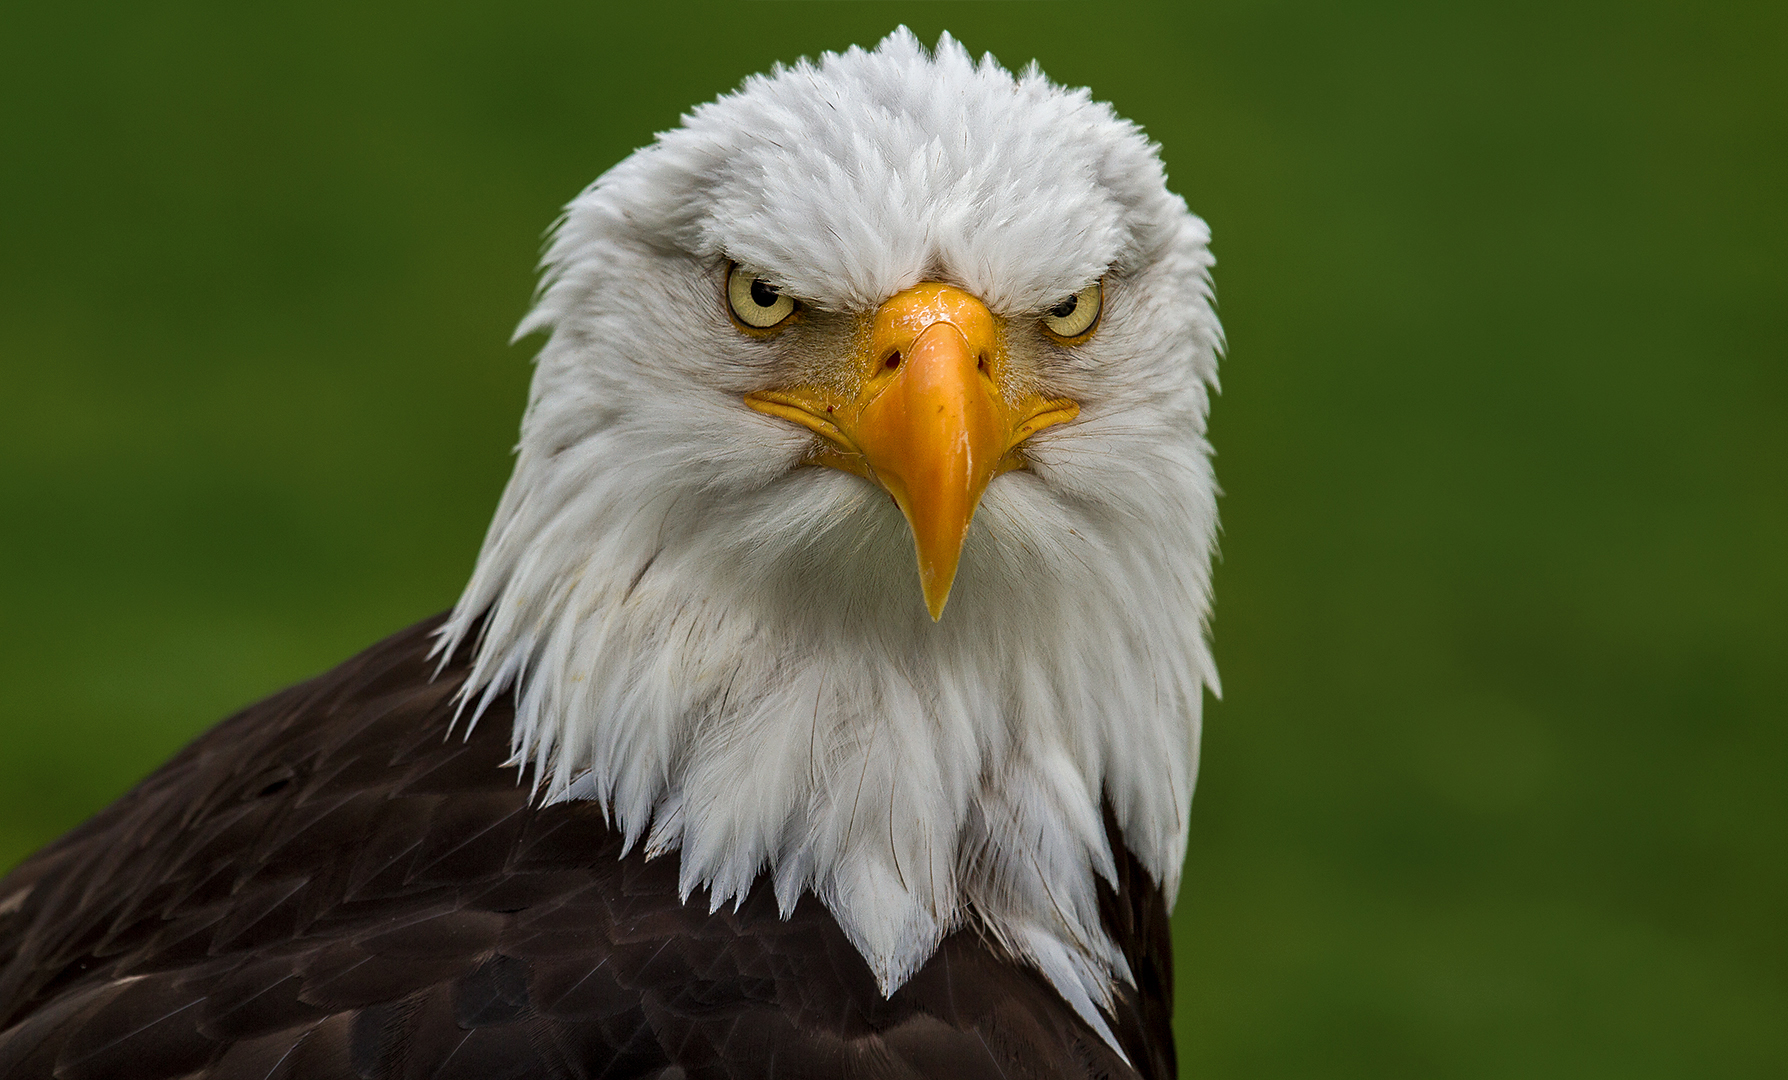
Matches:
[[0, 616, 1170, 1079]]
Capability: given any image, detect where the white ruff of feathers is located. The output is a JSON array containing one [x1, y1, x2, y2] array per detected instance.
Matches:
[[436, 29, 1221, 1049]]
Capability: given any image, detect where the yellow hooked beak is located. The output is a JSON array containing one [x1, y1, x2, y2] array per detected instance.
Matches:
[[745, 283, 1079, 620]]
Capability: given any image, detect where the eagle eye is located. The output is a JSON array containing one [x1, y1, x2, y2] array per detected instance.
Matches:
[[1041, 281, 1103, 340], [727, 263, 798, 330]]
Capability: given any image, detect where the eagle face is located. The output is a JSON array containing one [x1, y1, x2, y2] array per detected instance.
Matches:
[[440, 29, 1220, 1039]]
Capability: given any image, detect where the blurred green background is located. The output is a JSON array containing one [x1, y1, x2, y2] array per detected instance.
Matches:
[[1, 1, 1782, 1075]]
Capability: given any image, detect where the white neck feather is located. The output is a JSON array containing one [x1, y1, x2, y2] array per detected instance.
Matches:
[[435, 397, 1216, 1046]]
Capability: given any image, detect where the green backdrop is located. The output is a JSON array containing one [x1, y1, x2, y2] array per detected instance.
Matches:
[[1, 2, 1782, 1075]]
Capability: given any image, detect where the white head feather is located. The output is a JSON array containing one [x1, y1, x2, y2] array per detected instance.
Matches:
[[437, 28, 1221, 1046]]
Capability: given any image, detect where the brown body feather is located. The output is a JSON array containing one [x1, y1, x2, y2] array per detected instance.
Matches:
[[0, 616, 1175, 1079]]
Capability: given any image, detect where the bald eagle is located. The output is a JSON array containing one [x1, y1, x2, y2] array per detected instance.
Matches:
[[0, 30, 1221, 1080]]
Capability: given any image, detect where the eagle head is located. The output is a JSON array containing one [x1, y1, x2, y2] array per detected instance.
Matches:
[[437, 28, 1220, 1041]]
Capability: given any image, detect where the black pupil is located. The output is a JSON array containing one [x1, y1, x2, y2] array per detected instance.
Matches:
[[1049, 295, 1078, 319], [750, 278, 780, 308]]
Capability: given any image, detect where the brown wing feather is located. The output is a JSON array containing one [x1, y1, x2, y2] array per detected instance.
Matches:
[[0, 615, 1174, 1079]]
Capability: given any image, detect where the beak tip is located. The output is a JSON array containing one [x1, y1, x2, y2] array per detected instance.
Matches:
[[918, 559, 958, 623], [919, 566, 954, 622]]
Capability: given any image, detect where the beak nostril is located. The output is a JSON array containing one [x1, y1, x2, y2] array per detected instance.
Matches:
[[885, 351, 901, 370], [977, 353, 988, 373]]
